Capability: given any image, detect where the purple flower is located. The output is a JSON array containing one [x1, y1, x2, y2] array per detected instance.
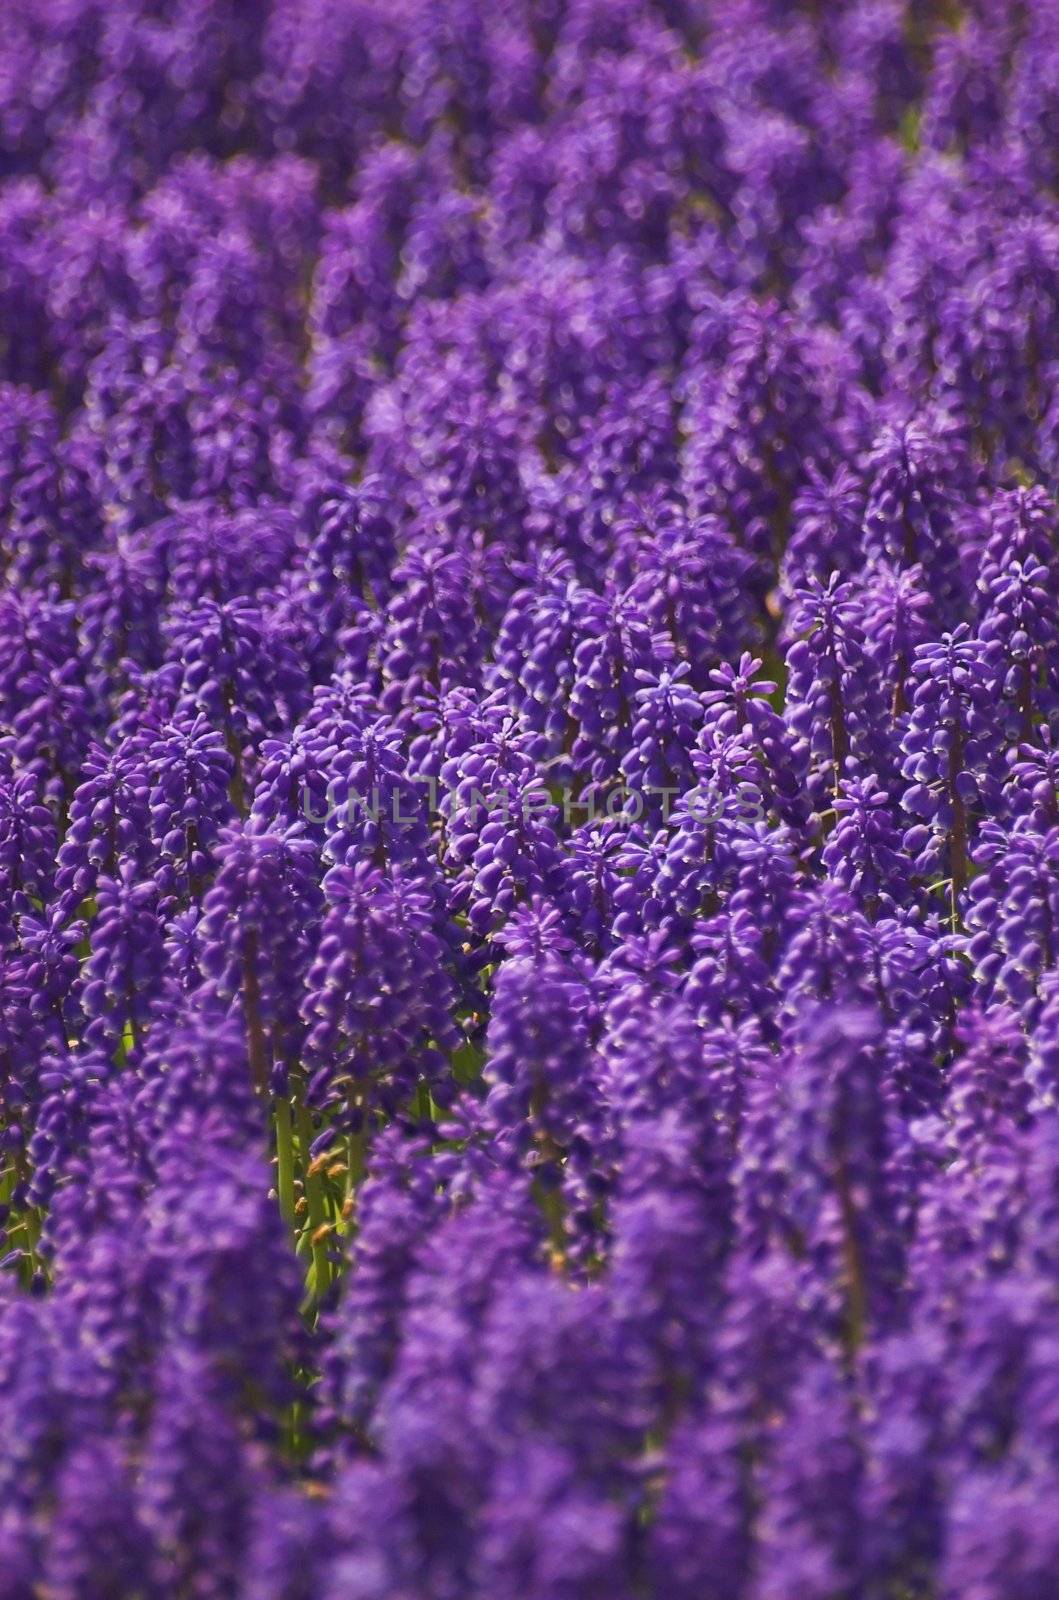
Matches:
[[6, 6, 1059, 1592], [198, 824, 321, 1094], [901, 626, 1002, 907], [302, 861, 458, 1120]]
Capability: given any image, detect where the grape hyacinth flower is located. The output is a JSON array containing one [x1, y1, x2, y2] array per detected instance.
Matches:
[[1, 6, 1059, 1594]]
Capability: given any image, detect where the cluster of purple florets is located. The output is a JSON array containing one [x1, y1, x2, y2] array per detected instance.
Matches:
[[5, 0, 1059, 1594]]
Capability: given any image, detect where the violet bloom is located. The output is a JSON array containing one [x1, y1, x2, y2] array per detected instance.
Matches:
[[901, 627, 1002, 909], [9, 2, 1059, 1591], [619, 664, 703, 830], [301, 860, 458, 1120], [40, 1440, 154, 1600], [137, 1352, 257, 1600], [823, 776, 912, 918], [784, 574, 894, 808], [613, 493, 752, 689], [197, 823, 321, 1095], [752, 1359, 863, 1600], [861, 417, 971, 627]]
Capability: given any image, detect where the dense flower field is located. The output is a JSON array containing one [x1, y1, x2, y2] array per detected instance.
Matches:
[[4, 0, 1059, 1593]]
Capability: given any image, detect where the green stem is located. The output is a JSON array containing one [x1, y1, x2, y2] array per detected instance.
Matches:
[[414, 1081, 434, 1122], [296, 1097, 330, 1300], [275, 1095, 296, 1231]]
